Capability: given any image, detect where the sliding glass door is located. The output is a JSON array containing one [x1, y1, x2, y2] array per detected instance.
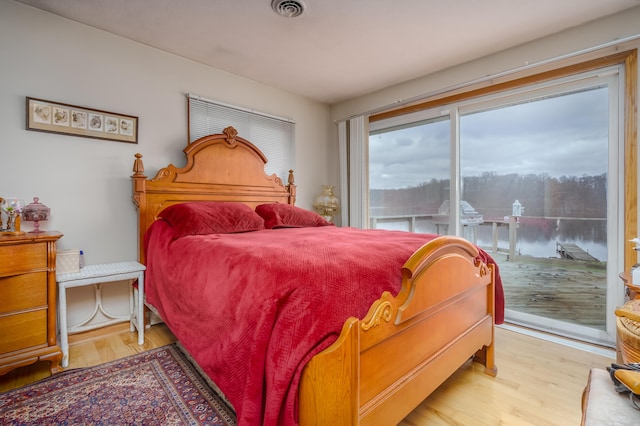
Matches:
[[368, 68, 624, 346], [459, 82, 619, 344]]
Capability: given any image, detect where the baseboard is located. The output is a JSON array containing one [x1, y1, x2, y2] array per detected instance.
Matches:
[[68, 322, 131, 345], [499, 323, 617, 359]]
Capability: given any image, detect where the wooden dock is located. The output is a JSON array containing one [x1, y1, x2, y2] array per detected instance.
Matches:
[[556, 242, 599, 262], [493, 252, 607, 329]]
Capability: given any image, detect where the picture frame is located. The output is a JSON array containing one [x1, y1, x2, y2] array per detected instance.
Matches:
[[26, 97, 138, 144]]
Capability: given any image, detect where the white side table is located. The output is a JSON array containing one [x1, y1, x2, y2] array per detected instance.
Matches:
[[56, 261, 146, 367]]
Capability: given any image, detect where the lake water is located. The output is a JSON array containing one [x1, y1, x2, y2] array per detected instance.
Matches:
[[374, 217, 608, 262]]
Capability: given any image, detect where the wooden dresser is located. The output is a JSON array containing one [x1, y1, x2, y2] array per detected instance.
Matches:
[[0, 231, 63, 375]]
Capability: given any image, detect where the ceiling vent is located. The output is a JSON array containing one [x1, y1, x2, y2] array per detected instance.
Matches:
[[271, 0, 308, 18]]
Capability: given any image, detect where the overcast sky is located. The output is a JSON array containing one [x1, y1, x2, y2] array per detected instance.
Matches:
[[369, 86, 609, 190]]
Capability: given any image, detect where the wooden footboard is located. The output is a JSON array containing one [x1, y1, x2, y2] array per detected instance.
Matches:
[[299, 236, 496, 426]]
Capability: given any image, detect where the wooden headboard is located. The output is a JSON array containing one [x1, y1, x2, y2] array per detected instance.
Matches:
[[131, 126, 296, 263]]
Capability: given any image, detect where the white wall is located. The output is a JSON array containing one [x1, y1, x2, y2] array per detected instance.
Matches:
[[331, 6, 640, 123], [0, 1, 331, 328]]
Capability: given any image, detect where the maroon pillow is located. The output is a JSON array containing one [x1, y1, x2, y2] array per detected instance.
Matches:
[[159, 202, 264, 238], [255, 203, 334, 229]]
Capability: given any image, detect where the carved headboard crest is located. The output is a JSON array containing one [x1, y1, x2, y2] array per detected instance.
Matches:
[[223, 126, 238, 144]]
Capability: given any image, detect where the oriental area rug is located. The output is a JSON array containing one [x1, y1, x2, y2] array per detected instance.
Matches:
[[0, 344, 236, 425]]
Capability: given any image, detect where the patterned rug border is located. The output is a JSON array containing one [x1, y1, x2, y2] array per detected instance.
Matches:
[[0, 343, 236, 425], [173, 342, 236, 413]]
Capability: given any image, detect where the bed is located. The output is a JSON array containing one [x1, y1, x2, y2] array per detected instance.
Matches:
[[131, 126, 504, 425]]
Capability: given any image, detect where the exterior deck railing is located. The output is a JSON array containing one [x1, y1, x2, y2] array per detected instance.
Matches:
[[370, 213, 605, 262], [370, 214, 520, 260]]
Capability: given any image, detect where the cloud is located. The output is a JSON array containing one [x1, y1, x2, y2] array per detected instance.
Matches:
[[369, 86, 609, 189]]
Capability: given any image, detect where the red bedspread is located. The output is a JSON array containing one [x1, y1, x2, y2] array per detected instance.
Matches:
[[144, 221, 504, 425]]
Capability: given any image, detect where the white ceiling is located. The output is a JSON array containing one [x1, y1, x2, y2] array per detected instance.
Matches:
[[15, 0, 640, 104]]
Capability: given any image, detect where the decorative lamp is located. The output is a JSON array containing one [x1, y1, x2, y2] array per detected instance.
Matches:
[[313, 185, 339, 222], [1, 197, 25, 234], [22, 197, 51, 233]]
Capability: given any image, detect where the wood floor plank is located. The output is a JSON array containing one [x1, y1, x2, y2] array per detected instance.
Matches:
[[0, 324, 614, 425], [398, 326, 614, 425]]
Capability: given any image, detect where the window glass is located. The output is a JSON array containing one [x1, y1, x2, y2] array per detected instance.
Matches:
[[369, 117, 450, 232]]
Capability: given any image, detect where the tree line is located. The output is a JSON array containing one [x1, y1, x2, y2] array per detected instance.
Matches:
[[370, 172, 607, 219]]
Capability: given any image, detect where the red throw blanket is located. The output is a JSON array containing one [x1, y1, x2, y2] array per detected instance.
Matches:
[[144, 221, 504, 425]]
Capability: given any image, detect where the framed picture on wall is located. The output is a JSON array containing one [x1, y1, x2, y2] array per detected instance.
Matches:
[[26, 97, 138, 144]]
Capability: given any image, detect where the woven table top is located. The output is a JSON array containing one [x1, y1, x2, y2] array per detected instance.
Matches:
[[56, 261, 145, 283]]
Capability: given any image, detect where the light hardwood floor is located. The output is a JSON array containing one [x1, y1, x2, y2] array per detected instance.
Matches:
[[0, 324, 615, 425]]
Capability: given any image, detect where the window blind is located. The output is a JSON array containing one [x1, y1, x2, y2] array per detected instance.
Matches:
[[188, 94, 295, 180]]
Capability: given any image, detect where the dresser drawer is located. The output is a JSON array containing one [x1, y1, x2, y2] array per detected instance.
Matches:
[[0, 272, 47, 315], [0, 310, 48, 354], [0, 243, 47, 276]]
